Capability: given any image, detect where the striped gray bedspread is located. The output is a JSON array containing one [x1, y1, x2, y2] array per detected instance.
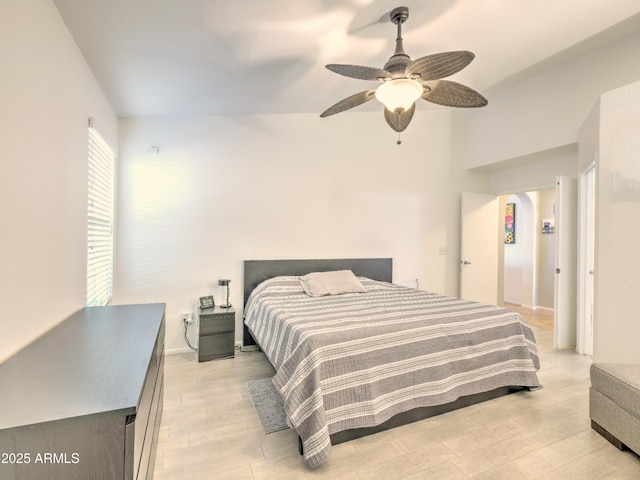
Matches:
[[244, 276, 541, 467]]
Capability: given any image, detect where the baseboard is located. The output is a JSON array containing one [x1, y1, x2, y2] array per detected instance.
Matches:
[[503, 302, 554, 314], [534, 306, 554, 313], [166, 346, 195, 355]]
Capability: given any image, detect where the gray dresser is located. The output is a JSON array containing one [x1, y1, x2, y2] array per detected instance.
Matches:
[[0, 303, 165, 480]]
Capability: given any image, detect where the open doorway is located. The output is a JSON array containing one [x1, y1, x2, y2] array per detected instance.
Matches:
[[498, 190, 556, 337]]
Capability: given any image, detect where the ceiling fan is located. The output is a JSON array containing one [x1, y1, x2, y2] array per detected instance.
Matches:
[[320, 6, 487, 134]]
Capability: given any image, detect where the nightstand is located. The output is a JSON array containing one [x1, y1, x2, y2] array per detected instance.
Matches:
[[198, 306, 235, 362]]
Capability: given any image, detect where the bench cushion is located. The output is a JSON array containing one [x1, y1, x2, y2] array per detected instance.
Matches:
[[590, 363, 640, 418]]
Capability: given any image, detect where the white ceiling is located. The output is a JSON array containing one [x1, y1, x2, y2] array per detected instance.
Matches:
[[52, 0, 640, 118]]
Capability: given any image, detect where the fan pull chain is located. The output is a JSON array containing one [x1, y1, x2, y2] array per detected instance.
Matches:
[[397, 133, 402, 145]]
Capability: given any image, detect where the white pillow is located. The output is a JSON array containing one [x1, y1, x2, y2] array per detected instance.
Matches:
[[299, 270, 366, 297]]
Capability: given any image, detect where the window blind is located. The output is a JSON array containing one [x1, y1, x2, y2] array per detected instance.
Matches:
[[87, 119, 115, 306]]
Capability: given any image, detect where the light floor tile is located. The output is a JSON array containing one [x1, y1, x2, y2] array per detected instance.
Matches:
[[153, 310, 640, 480], [451, 434, 539, 476]]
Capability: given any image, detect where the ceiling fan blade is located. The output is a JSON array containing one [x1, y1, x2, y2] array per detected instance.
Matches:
[[326, 64, 392, 81], [320, 90, 377, 117], [422, 80, 487, 108], [406, 51, 475, 81], [383, 103, 416, 132]]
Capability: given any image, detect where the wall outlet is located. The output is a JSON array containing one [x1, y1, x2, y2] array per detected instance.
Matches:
[[181, 313, 193, 324]]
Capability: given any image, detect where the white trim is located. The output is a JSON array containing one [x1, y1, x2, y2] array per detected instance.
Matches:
[[88, 117, 117, 153], [533, 305, 554, 313], [492, 182, 556, 197], [503, 298, 522, 306], [577, 160, 596, 355], [166, 347, 196, 355]]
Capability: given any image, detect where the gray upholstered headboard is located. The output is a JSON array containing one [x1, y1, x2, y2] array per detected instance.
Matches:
[[242, 258, 392, 348]]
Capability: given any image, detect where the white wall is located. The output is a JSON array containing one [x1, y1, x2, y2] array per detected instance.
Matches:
[[579, 102, 601, 173], [594, 80, 640, 363], [469, 30, 640, 358], [488, 148, 578, 194], [114, 111, 491, 352], [537, 189, 556, 309], [3, 3, 638, 362], [0, 0, 117, 363], [465, 28, 640, 169]]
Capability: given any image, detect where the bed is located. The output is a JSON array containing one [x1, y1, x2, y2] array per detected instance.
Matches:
[[242, 258, 541, 467]]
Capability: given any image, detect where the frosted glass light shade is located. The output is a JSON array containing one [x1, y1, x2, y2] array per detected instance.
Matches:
[[375, 79, 423, 112]]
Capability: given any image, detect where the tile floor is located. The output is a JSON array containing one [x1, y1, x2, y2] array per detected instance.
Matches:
[[153, 307, 640, 479]]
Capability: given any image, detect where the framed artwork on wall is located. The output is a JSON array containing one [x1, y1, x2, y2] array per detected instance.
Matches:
[[505, 203, 515, 244]]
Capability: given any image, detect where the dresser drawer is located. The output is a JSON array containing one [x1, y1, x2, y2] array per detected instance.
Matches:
[[199, 332, 234, 361], [200, 314, 234, 334]]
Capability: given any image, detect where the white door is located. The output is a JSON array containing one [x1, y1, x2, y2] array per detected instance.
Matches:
[[460, 192, 498, 305], [554, 176, 578, 349], [578, 163, 596, 355]]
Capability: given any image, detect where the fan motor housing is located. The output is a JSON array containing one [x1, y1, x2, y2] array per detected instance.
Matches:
[[390, 6, 409, 25], [384, 55, 411, 76]]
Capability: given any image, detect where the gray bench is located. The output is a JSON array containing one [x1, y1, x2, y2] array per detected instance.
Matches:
[[590, 363, 640, 454]]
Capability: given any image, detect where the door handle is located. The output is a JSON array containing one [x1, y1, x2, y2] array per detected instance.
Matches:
[[461, 260, 472, 265]]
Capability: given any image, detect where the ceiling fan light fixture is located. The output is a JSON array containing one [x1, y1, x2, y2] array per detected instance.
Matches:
[[321, 6, 487, 137], [374, 78, 423, 112]]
